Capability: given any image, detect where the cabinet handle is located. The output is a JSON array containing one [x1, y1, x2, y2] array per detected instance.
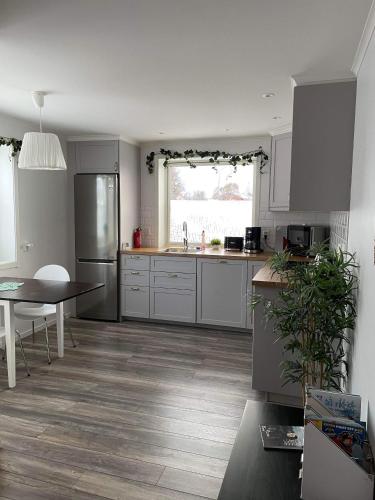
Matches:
[[219, 260, 228, 264], [130, 287, 140, 291], [130, 256, 141, 260], [130, 271, 140, 275], [168, 274, 178, 278]]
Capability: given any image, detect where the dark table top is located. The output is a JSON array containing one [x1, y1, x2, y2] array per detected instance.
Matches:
[[0, 277, 104, 305], [218, 400, 303, 500]]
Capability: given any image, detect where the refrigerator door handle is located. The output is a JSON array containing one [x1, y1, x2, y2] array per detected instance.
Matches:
[[76, 259, 116, 264]]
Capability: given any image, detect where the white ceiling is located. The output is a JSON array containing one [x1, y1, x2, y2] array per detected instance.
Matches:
[[0, 0, 372, 143]]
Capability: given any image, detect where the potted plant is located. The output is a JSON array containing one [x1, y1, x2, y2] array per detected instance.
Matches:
[[210, 238, 222, 250], [253, 247, 358, 402]]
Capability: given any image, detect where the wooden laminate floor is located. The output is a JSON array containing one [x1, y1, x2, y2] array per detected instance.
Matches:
[[0, 319, 264, 500]]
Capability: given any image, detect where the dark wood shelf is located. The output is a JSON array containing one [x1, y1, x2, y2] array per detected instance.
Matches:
[[218, 400, 303, 500]]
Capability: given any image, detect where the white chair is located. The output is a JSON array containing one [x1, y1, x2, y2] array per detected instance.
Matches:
[[14, 265, 76, 365], [0, 326, 30, 376]]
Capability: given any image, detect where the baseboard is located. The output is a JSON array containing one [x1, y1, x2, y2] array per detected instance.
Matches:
[[121, 315, 252, 334]]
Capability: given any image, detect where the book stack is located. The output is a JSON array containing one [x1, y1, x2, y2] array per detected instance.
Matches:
[[301, 387, 374, 500]]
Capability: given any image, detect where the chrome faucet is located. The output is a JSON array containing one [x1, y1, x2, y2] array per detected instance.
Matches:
[[182, 221, 188, 251]]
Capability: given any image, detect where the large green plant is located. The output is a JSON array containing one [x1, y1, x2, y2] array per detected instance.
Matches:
[[254, 247, 358, 397]]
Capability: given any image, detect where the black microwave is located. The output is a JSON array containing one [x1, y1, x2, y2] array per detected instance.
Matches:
[[224, 236, 244, 252]]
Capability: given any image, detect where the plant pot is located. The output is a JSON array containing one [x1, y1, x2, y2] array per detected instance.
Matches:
[[211, 245, 220, 251]]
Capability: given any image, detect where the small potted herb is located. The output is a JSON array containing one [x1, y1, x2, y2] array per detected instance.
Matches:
[[210, 238, 222, 250]]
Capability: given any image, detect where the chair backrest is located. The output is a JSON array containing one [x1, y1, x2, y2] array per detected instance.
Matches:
[[34, 265, 70, 282]]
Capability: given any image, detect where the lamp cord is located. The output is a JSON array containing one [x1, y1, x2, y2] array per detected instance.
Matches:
[[39, 107, 42, 133]]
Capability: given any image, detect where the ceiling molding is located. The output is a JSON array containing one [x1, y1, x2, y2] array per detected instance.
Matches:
[[352, 0, 375, 75], [291, 76, 356, 86], [66, 134, 139, 146], [67, 134, 120, 142], [269, 124, 292, 136]]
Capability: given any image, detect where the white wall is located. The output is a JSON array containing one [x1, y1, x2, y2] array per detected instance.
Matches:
[[347, 29, 375, 441], [0, 111, 72, 331], [140, 136, 330, 247], [119, 140, 141, 248]]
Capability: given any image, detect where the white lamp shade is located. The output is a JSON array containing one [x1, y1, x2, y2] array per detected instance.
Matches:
[[18, 132, 67, 170]]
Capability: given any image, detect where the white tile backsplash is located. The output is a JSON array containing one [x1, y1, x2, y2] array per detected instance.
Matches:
[[258, 211, 331, 248], [329, 211, 350, 250]]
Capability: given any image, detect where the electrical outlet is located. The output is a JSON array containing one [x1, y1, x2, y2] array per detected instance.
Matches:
[[263, 229, 269, 239]]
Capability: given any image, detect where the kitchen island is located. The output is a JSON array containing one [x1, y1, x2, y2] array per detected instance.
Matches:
[[252, 263, 303, 406]]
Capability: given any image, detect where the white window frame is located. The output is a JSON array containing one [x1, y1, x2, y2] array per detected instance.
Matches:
[[0, 152, 19, 270], [165, 158, 260, 246]]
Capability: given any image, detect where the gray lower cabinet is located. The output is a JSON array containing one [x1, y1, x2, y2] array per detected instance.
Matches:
[[246, 261, 264, 329], [150, 256, 196, 274], [120, 254, 150, 318], [197, 258, 248, 328], [149, 261, 197, 322], [252, 284, 300, 399], [150, 288, 196, 323], [121, 285, 150, 318]]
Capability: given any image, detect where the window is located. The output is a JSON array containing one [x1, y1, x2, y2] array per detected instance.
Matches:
[[168, 162, 255, 244], [0, 145, 18, 268]]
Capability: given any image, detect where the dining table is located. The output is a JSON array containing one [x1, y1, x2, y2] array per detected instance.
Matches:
[[0, 276, 104, 388]]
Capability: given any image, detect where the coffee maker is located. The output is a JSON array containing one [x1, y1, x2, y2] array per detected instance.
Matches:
[[244, 227, 262, 254]]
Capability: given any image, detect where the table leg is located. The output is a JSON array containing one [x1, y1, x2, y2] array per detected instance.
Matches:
[[56, 302, 64, 358], [1, 300, 16, 388]]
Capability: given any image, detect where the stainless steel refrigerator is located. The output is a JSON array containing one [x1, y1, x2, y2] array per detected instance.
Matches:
[[74, 173, 119, 320]]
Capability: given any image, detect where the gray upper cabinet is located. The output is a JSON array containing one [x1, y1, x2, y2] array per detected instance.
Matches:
[[269, 81, 356, 212], [290, 81, 356, 211], [197, 259, 248, 329], [69, 140, 119, 173], [269, 132, 292, 211]]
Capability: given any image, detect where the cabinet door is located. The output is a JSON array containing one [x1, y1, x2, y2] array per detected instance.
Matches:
[[150, 288, 196, 323], [150, 256, 196, 274], [197, 259, 248, 328], [269, 132, 292, 211], [122, 254, 150, 271], [121, 285, 149, 318], [246, 262, 264, 330], [121, 269, 150, 287], [75, 140, 119, 173], [150, 272, 196, 290]]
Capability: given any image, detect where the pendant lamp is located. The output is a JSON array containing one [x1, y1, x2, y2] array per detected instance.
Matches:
[[18, 91, 67, 170]]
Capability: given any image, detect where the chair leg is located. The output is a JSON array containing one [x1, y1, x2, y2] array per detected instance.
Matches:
[[32, 320, 35, 344], [68, 324, 77, 348], [44, 317, 52, 365], [16, 330, 31, 377]]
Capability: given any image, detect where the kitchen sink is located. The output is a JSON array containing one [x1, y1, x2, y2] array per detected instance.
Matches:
[[163, 247, 201, 254]]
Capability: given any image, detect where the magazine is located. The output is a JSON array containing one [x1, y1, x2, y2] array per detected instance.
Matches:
[[307, 418, 366, 459], [306, 387, 361, 421], [259, 424, 304, 451]]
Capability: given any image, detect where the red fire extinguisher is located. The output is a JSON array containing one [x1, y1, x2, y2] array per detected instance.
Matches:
[[133, 226, 142, 248]]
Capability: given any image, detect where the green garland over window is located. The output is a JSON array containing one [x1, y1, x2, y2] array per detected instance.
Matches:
[[146, 146, 269, 174], [0, 136, 22, 156]]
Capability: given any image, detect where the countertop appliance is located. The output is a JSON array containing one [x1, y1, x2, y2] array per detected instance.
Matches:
[[224, 236, 244, 252], [244, 227, 262, 254], [74, 173, 119, 321], [287, 225, 330, 256]]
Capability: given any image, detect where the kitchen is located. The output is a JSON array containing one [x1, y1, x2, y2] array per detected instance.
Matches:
[[0, 1, 374, 499]]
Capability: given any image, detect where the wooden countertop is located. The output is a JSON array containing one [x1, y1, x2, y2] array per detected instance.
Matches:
[[252, 265, 288, 288], [120, 247, 273, 261]]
